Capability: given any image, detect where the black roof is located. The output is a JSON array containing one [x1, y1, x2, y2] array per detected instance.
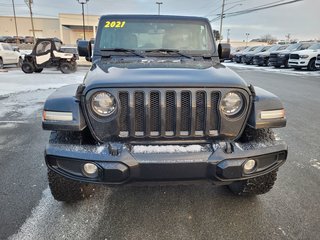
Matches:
[[100, 14, 209, 22]]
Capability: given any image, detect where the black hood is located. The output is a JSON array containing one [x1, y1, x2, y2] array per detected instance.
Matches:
[[83, 58, 249, 93]]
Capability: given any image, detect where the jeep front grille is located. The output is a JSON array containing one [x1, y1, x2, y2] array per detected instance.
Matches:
[[269, 53, 278, 58], [118, 89, 220, 138], [290, 54, 299, 59]]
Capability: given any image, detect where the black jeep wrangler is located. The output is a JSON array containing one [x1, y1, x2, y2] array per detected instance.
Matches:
[[42, 15, 287, 202]]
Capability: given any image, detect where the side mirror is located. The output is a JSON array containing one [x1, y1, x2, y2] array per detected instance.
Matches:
[[218, 43, 231, 62], [77, 40, 92, 62]]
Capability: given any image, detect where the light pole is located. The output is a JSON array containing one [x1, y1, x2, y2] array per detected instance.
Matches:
[[77, 0, 89, 40], [12, 0, 19, 43], [219, 0, 225, 43], [25, 0, 35, 44], [227, 29, 230, 43], [246, 33, 250, 46], [156, 2, 163, 15], [219, 1, 242, 43]]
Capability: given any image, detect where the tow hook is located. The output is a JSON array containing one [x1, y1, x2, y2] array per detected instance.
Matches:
[[221, 141, 233, 154], [108, 143, 123, 156]]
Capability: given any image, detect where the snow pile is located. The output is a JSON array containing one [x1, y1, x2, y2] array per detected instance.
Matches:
[[0, 89, 54, 120], [0, 68, 86, 96], [132, 144, 208, 154]]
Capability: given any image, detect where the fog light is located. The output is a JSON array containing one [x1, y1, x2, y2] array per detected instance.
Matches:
[[83, 163, 98, 177], [243, 159, 256, 174]]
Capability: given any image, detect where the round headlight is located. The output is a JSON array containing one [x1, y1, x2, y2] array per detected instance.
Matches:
[[91, 91, 116, 116], [220, 92, 243, 116]]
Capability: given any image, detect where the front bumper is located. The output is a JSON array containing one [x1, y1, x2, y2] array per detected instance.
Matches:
[[45, 141, 287, 185], [288, 59, 308, 67], [253, 57, 265, 65], [269, 56, 287, 66]]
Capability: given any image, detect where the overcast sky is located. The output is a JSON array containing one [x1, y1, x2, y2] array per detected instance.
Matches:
[[0, 0, 318, 41]]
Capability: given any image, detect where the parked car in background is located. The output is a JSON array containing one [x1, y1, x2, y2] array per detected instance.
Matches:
[[24, 36, 35, 44], [316, 54, 320, 69], [233, 46, 258, 63], [269, 42, 313, 68], [289, 43, 320, 71], [229, 46, 247, 62], [13, 36, 25, 43], [0, 36, 15, 43], [60, 46, 79, 60], [253, 45, 288, 66], [0, 42, 22, 68], [242, 45, 271, 65]]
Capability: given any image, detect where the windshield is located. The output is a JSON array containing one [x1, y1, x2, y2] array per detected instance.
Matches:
[[98, 18, 214, 55], [242, 46, 257, 53], [286, 43, 301, 51], [308, 43, 320, 50]]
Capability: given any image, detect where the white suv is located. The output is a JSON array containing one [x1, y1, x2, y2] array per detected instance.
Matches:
[[0, 42, 22, 69], [288, 43, 320, 71]]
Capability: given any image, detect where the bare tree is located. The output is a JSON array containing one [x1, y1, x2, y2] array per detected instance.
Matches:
[[259, 34, 278, 44]]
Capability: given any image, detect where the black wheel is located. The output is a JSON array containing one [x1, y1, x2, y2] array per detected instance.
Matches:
[[60, 62, 75, 74], [21, 62, 35, 73], [228, 128, 278, 196], [284, 60, 289, 68], [48, 131, 96, 202], [17, 57, 23, 68], [307, 58, 317, 71], [0, 58, 3, 69], [48, 169, 95, 203], [34, 68, 43, 73], [228, 170, 278, 196]]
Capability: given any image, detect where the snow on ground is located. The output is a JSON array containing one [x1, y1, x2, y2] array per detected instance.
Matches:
[[0, 68, 86, 96], [0, 89, 55, 120], [223, 62, 320, 77], [0, 67, 88, 120]]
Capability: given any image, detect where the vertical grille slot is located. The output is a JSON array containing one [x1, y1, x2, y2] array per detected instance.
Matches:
[[115, 89, 221, 138], [135, 92, 145, 135], [195, 91, 206, 134], [165, 91, 176, 135], [119, 92, 129, 132], [210, 92, 220, 131], [150, 91, 161, 135], [180, 91, 191, 134]]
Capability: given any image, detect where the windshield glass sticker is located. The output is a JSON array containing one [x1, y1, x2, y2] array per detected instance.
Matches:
[[105, 21, 126, 28]]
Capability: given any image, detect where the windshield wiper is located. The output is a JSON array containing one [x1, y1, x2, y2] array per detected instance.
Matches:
[[145, 49, 193, 59], [100, 48, 145, 58]]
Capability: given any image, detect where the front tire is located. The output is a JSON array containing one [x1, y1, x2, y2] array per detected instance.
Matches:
[[48, 169, 95, 203], [307, 58, 317, 71], [228, 128, 278, 196], [21, 62, 35, 73], [228, 170, 278, 195], [60, 62, 76, 74], [0, 58, 3, 69]]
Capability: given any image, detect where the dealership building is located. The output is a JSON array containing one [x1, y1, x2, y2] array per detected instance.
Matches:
[[0, 14, 99, 45], [1, 13, 268, 47]]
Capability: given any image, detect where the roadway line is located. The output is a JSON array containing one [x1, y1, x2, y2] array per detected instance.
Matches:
[[8, 187, 111, 240]]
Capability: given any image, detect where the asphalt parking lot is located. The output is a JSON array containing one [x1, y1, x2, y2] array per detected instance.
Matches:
[[0, 65, 319, 240]]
